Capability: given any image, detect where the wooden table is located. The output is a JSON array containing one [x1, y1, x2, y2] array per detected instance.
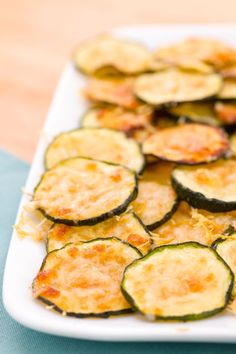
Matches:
[[1, 0, 235, 162]]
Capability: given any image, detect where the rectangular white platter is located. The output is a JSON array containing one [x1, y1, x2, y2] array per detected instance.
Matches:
[[3, 24, 236, 342]]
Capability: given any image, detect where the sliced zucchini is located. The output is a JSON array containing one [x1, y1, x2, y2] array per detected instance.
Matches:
[[83, 77, 139, 109], [121, 242, 234, 321], [172, 160, 236, 212], [230, 133, 236, 156], [215, 102, 236, 125], [154, 37, 236, 69], [221, 64, 236, 79], [45, 128, 144, 173], [132, 162, 178, 230], [213, 234, 236, 290], [218, 79, 236, 100], [73, 35, 151, 75], [81, 106, 153, 133], [168, 102, 221, 126], [142, 123, 229, 165], [34, 157, 138, 226], [134, 69, 222, 105], [33, 238, 141, 317], [151, 202, 228, 247], [47, 211, 152, 255]]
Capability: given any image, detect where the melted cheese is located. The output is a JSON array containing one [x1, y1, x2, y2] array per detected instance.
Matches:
[[34, 158, 136, 223], [173, 160, 236, 201], [47, 211, 151, 255], [134, 69, 222, 105], [143, 123, 228, 164], [74, 35, 151, 75], [45, 128, 144, 173], [123, 245, 232, 318], [33, 238, 140, 315], [132, 162, 177, 227]]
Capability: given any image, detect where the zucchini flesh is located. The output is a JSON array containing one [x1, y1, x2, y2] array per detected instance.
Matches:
[[81, 106, 153, 134], [73, 35, 151, 75], [142, 123, 229, 165], [34, 157, 137, 226], [134, 69, 222, 105], [33, 238, 141, 317], [47, 211, 152, 255], [168, 102, 221, 126], [152, 202, 228, 247], [172, 160, 236, 212], [121, 242, 234, 321], [215, 102, 236, 124], [132, 162, 178, 230], [154, 38, 236, 69], [45, 128, 144, 173], [83, 77, 139, 109], [218, 79, 236, 100]]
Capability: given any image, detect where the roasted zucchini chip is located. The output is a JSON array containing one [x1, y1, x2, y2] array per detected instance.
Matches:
[[172, 160, 236, 212], [221, 64, 236, 79], [33, 238, 141, 317], [45, 128, 144, 173], [215, 102, 236, 125], [230, 133, 236, 156], [134, 69, 222, 105], [34, 157, 138, 226], [83, 77, 139, 109], [154, 37, 236, 69], [142, 123, 229, 165], [73, 35, 151, 75], [213, 234, 236, 286], [168, 102, 221, 126], [132, 162, 178, 230], [218, 79, 236, 100], [81, 106, 153, 133], [121, 242, 234, 321], [47, 211, 152, 255], [151, 201, 234, 247]]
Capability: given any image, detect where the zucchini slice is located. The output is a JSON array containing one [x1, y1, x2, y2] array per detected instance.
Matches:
[[83, 77, 139, 109], [213, 234, 236, 284], [215, 102, 236, 125], [230, 133, 236, 156], [172, 160, 236, 212], [132, 162, 178, 230], [47, 211, 152, 255], [45, 128, 144, 173], [34, 157, 138, 226], [83, 77, 140, 109], [218, 79, 236, 100], [121, 242, 234, 321], [73, 35, 151, 75], [81, 106, 153, 133], [142, 123, 229, 165], [154, 38, 236, 69], [168, 102, 221, 126], [134, 69, 222, 105], [33, 238, 141, 317], [151, 201, 229, 247]]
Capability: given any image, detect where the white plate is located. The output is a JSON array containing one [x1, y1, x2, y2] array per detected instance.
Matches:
[[3, 24, 236, 343]]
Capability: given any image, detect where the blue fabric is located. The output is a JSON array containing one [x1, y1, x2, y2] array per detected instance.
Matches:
[[1, 149, 236, 354]]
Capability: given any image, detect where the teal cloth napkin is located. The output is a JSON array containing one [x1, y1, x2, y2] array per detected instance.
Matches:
[[1, 149, 236, 354]]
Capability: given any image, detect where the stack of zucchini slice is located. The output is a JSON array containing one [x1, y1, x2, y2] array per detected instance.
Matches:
[[29, 35, 236, 321]]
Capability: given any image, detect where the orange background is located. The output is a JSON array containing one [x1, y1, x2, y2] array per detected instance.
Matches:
[[1, 0, 235, 162]]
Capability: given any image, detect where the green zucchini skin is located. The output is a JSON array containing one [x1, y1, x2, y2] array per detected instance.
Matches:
[[121, 242, 234, 321], [35, 237, 142, 318], [146, 197, 179, 231], [171, 171, 236, 213]]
